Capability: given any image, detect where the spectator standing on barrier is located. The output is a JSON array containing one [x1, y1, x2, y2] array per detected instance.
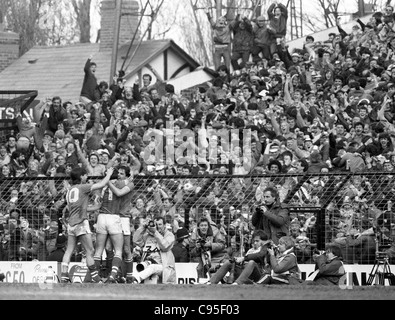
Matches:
[[252, 16, 273, 62], [205, 6, 233, 71], [208, 229, 270, 285], [80, 54, 98, 106], [267, 1, 288, 46], [60, 167, 114, 284], [256, 236, 302, 285], [252, 187, 290, 244], [230, 13, 254, 71], [131, 216, 176, 284]]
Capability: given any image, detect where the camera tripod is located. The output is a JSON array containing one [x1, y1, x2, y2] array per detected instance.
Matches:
[[367, 232, 395, 286], [367, 252, 395, 286]]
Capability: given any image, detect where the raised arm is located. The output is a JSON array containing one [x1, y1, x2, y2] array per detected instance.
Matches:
[[268, 3, 276, 19], [205, 6, 217, 28], [91, 167, 114, 192], [278, 3, 288, 19], [75, 139, 90, 170], [284, 74, 294, 106], [270, 111, 281, 137], [84, 55, 93, 73]]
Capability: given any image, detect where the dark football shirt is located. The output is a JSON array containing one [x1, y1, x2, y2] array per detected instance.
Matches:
[[117, 179, 135, 218], [100, 186, 120, 215]]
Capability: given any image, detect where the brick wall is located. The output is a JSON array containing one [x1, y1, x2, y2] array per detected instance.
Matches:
[[100, 0, 140, 52], [0, 31, 20, 73]]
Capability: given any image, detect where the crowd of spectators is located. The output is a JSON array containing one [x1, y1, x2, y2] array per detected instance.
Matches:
[[0, 2, 394, 267]]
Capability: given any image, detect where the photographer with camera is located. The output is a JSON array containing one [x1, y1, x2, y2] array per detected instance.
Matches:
[[257, 236, 302, 285], [306, 244, 345, 286], [208, 230, 270, 285], [190, 217, 227, 281], [131, 216, 176, 284], [252, 187, 290, 245]]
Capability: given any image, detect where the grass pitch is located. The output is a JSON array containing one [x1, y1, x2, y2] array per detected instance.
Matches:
[[0, 283, 395, 300]]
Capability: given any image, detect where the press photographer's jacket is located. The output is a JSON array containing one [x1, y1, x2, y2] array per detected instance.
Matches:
[[269, 248, 301, 284], [252, 202, 290, 244], [244, 245, 269, 270], [189, 224, 226, 265], [133, 227, 177, 284], [313, 255, 345, 285]]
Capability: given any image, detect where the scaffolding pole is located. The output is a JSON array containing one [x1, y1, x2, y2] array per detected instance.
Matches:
[[110, 0, 123, 84], [288, 0, 303, 40]]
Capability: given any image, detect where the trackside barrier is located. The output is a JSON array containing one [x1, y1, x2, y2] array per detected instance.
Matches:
[[0, 262, 393, 287]]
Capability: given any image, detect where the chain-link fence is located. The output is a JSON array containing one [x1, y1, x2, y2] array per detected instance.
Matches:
[[0, 172, 394, 264]]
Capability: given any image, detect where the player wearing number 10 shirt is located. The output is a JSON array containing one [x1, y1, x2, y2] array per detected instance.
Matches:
[[61, 167, 114, 283]]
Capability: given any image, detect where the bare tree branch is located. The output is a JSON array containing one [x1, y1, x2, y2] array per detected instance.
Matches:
[[71, 0, 92, 43]]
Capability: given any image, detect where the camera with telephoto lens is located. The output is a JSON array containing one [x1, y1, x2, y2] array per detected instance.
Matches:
[[196, 238, 206, 246], [228, 257, 243, 267], [265, 240, 280, 255], [256, 205, 267, 215], [313, 248, 326, 255], [267, 241, 278, 250], [148, 220, 155, 228], [144, 220, 155, 229], [136, 261, 152, 272], [136, 257, 157, 272]]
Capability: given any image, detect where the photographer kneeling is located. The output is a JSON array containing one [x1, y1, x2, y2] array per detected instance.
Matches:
[[131, 216, 176, 284], [190, 217, 226, 280], [208, 230, 270, 285], [257, 236, 302, 285]]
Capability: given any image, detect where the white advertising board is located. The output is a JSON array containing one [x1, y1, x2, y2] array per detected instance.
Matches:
[[0, 262, 58, 284], [0, 262, 393, 286]]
